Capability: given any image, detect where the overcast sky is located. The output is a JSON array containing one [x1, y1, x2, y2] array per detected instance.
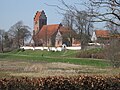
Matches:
[[0, 0, 103, 32]]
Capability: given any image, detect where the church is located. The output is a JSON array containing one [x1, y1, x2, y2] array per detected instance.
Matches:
[[33, 10, 80, 47]]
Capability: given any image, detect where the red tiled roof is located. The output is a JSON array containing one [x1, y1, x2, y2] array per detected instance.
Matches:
[[73, 40, 80, 44], [36, 24, 60, 39], [59, 27, 77, 37], [34, 24, 77, 39], [95, 30, 110, 37]]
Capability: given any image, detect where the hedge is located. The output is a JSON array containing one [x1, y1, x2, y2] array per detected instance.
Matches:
[[0, 75, 119, 90]]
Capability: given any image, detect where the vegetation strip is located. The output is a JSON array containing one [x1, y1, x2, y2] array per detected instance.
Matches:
[[0, 53, 110, 68], [0, 75, 119, 90]]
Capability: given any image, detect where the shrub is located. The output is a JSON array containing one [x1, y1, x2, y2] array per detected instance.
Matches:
[[76, 48, 106, 59], [92, 53, 105, 59], [0, 75, 119, 90], [105, 39, 120, 68]]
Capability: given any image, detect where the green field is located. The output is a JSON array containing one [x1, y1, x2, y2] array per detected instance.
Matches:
[[0, 49, 110, 68], [0, 49, 120, 77]]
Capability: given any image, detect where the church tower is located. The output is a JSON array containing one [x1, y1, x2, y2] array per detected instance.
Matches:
[[33, 10, 47, 35]]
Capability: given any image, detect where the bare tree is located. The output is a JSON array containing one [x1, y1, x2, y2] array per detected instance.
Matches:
[[73, 11, 93, 49], [53, 0, 93, 49], [3, 32, 12, 49], [89, 0, 120, 26], [106, 21, 120, 34], [0, 29, 5, 52], [88, 0, 120, 67], [0, 29, 13, 52], [62, 11, 74, 30], [62, 11, 93, 48], [8, 21, 31, 49], [62, 11, 74, 46], [106, 39, 120, 68]]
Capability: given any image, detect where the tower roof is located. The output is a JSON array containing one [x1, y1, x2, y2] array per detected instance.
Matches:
[[34, 10, 45, 21]]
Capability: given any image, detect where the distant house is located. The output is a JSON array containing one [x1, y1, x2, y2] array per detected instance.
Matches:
[[91, 30, 110, 44], [32, 10, 80, 47]]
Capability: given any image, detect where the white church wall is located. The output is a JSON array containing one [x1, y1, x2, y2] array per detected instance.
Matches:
[[20, 46, 81, 51]]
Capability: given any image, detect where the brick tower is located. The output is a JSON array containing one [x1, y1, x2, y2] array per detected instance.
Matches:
[[33, 10, 47, 35]]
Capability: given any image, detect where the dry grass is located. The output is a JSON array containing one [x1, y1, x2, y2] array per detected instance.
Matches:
[[0, 60, 120, 78]]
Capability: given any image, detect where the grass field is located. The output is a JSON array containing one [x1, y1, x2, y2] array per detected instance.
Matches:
[[0, 49, 119, 78], [0, 50, 110, 68]]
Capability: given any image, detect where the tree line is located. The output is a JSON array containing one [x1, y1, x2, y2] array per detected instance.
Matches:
[[0, 21, 31, 52]]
